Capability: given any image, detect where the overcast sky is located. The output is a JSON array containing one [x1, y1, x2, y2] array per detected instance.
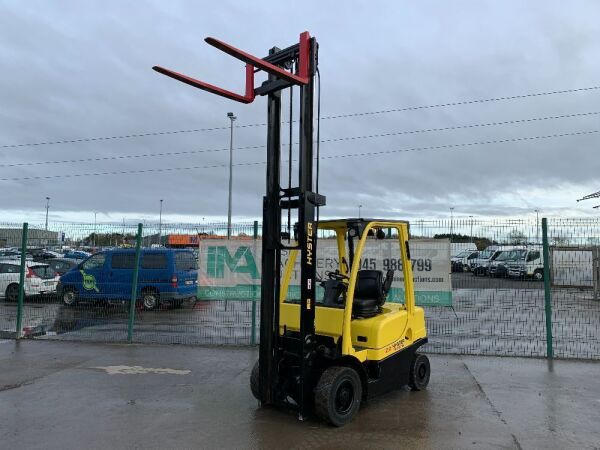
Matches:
[[1, 0, 600, 225]]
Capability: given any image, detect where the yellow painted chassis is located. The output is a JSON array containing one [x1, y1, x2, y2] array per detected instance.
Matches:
[[279, 220, 427, 364]]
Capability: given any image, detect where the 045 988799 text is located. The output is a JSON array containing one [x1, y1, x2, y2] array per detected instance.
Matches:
[[349, 258, 433, 272], [315, 257, 433, 272]]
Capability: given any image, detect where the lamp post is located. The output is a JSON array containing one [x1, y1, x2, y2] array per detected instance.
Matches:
[[158, 199, 163, 246], [469, 215, 474, 243], [93, 212, 97, 247], [45, 197, 50, 230], [450, 207, 455, 244], [227, 112, 236, 239], [535, 209, 540, 244], [358, 204, 363, 219]]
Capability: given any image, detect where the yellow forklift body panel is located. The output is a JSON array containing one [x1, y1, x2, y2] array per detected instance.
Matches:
[[278, 219, 427, 368], [279, 302, 427, 361]]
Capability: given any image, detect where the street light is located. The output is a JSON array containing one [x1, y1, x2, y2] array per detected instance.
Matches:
[[45, 197, 50, 230], [158, 199, 163, 246], [535, 209, 540, 244], [469, 215, 474, 243], [227, 112, 236, 239], [358, 204, 363, 218], [93, 212, 97, 247], [449, 207, 455, 244]]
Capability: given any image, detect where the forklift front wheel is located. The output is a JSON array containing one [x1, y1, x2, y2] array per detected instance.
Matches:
[[250, 360, 260, 401], [315, 366, 362, 427], [409, 353, 430, 391]]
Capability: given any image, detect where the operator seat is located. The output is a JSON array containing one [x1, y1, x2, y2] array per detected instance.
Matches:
[[352, 269, 394, 318]]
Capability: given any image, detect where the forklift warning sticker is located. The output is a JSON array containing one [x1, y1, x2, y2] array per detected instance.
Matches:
[[197, 238, 452, 306]]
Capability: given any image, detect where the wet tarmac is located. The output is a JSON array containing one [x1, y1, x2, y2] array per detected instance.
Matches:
[[1, 340, 598, 449]]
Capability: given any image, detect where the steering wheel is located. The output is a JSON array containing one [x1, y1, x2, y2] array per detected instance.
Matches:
[[325, 270, 349, 281]]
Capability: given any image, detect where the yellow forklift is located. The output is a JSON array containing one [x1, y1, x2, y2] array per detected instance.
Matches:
[[154, 31, 429, 426], [252, 218, 430, 425]]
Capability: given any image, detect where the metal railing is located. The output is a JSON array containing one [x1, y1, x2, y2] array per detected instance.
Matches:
[[1, 218, 598, 360]]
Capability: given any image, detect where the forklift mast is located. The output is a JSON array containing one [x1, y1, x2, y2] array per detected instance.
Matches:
[[153, 32, 324, 417]]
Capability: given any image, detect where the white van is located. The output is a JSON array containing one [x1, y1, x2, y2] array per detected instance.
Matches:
[[451, 243, 477, 257], [469, 249, 499, 276], [470, 245, 523, 277], [451, 250, 479, 272], [506, 247, 544, 280]]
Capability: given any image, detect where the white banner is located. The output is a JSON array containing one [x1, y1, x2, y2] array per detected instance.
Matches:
[[198, 238, 452, 306]]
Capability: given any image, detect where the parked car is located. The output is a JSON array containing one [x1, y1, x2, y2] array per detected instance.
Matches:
[[27, 248, 61, 262], [63, 250, 91, 260], [46, 258, 80, 276], [57, 248, 198, 310], [0, 249, 21, 259], [0, 260, 60, 301], [488, 248, 527, 278], [451, 250, 479, 272], [506, 247, 544, 280]]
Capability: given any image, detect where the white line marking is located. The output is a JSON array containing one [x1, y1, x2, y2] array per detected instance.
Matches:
[[92, 365, 191, 375]]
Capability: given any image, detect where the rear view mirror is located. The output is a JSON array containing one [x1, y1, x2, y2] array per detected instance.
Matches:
[[376, 229, 386, 240]]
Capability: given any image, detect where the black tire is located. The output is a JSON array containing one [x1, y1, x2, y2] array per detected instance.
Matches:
[[141, 290, 160, 311], [409, 353, 430, 391], [315, 366, 362, 427], [250, 360, 260, 401], [533, 269, 544, 281], [172, 299, 184, 309], [62, 288, 78, 307], [5, 283, 19, 302]]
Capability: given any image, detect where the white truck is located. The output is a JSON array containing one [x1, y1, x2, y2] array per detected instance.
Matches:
[[506, 246, 544, 281]]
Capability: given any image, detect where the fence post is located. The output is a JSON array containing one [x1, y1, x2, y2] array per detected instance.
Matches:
[[127, 223, 143, 344], [592, 245, 600, 300], [251, 220, 259, 345], [541, 218, 554, 359], [15, 222, 28, 339]]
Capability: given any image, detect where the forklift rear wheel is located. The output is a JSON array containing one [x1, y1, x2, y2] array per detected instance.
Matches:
[[315, 366, 362, 427], [409, 353, 430, 391], [250, 360, 260, 401]]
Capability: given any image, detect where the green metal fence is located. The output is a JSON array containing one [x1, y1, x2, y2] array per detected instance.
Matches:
[[0, 218, 598, 359]]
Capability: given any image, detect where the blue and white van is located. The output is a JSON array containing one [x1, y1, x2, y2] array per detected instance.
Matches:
[[57, 248, 198, 310]]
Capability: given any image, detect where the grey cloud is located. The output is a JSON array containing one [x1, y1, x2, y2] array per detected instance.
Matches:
[[1, 0, 600, 223]]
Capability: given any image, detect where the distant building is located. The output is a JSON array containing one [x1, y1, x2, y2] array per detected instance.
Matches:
[[165, 233, 252, 248], [0, 228, 59, 247]]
